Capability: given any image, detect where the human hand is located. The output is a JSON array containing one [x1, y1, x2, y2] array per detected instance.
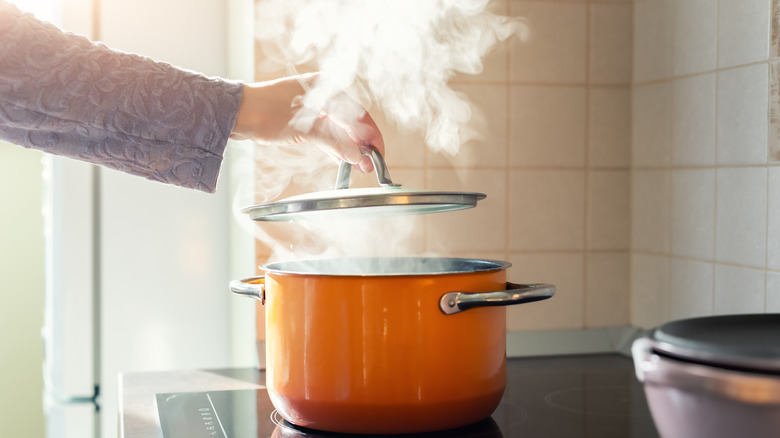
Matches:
[[230, 73, 384, 173]]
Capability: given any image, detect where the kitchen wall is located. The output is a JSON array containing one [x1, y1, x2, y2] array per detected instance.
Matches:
[[631, 0, 780, 327], [252, 0, 780, 336], [252, 0, 634, 332], [498, 0, 633, 330]]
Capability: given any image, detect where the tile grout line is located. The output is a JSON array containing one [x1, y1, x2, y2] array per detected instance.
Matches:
[[712, 0, 720, 315], [766, 63, 771, 312], [384, 164, 632, 170], [768, 0, 780, 311], [666, 0, 675, 323], [633, 59, 773, 87], [583, 0, 592, 329], [449, 80, 631, 88], [766, 166, 770, 311], [631, 250, 780, 273], [509, 249, 630, 255], [765, 0, 776, 310], [632, 163, 780, 170], [628, 0, 636, 326], [512, 0, 635, 3], [505, 0, 512, 269]]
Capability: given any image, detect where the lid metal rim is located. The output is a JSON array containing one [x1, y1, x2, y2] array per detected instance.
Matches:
[[650, 336, 780, 375], [244, 192, 486, 220]]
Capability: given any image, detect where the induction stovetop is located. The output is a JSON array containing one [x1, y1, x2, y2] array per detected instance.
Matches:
[[156, 354, 659, 438]]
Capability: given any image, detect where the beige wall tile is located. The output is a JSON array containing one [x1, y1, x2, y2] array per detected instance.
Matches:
[[672, 0, 717, 76], [588, 171, 630, 250], [767, 168, 780, 269], [426, 169, 507, 253], [769, 61, 780, 162], [671, 74, 717, 166], [717, 64, 769, 165], [773, 0, 780, 58], [510, 85, 587, 167], [632, 83, 671, 167], [714, 264, 766, 314], [631, 170, 670, 254], [509, 2, 587, 83], [429, 84, 508, 168], [589, 87, 631, 168], [590, 3, 633, 85], [633, 0, 672, 83], [670, 169, 716, 260], [715, 168, 768, 268], [767, 271, 780, 312], [631, 254, 669, 328], [509, 170, 585, 251], [718, 0, 770, 69], [586, 253, 630, 327], [506, 252, 585, 331], [669, 259, 713, 321]]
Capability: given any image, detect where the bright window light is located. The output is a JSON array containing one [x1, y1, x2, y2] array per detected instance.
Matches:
[[9, 0, 56, 21]]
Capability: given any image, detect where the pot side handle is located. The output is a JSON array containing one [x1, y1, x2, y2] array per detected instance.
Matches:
[[439, 282, 555, 315], [229, 276, 266, 305]]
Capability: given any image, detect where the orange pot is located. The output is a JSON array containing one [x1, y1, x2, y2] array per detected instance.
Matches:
[[230, 257, 554, 434]]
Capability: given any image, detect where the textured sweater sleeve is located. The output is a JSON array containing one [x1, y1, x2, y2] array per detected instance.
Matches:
[[0, 1, 243, 193]]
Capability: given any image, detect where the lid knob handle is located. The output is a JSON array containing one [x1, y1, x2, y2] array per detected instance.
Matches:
[[335, 145, 401, 190]]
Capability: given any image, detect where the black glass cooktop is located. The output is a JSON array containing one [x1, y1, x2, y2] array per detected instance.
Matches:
[[156, 354, 659, 438]]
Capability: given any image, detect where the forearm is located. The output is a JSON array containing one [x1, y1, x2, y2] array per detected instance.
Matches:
[[0, 1, 242, 192]]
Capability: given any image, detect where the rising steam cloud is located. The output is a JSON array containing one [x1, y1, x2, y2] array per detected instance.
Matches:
[[254, 0, 528, 155], [236, 0, 528, 264]]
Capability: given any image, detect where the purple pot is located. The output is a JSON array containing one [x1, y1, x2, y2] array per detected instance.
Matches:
[[632, 314, 780, 438]]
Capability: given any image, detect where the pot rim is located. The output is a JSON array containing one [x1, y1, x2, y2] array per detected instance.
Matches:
[[260, 256, 511, 277]]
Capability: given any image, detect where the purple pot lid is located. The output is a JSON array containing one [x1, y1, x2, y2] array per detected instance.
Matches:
[[651, 314, 780, 374]]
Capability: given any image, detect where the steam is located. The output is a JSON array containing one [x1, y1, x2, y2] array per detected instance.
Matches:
[[230, 138, 427, 263], [254, 0, 528, 154], [235, 0, 528, 266]]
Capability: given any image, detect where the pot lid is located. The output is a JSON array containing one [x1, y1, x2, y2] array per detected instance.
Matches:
[[242, 146, 486, 222], [650, 314, 780, 374]]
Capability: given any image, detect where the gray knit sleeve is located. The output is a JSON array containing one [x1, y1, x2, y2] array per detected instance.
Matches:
[[0, 1, 243, 193]]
